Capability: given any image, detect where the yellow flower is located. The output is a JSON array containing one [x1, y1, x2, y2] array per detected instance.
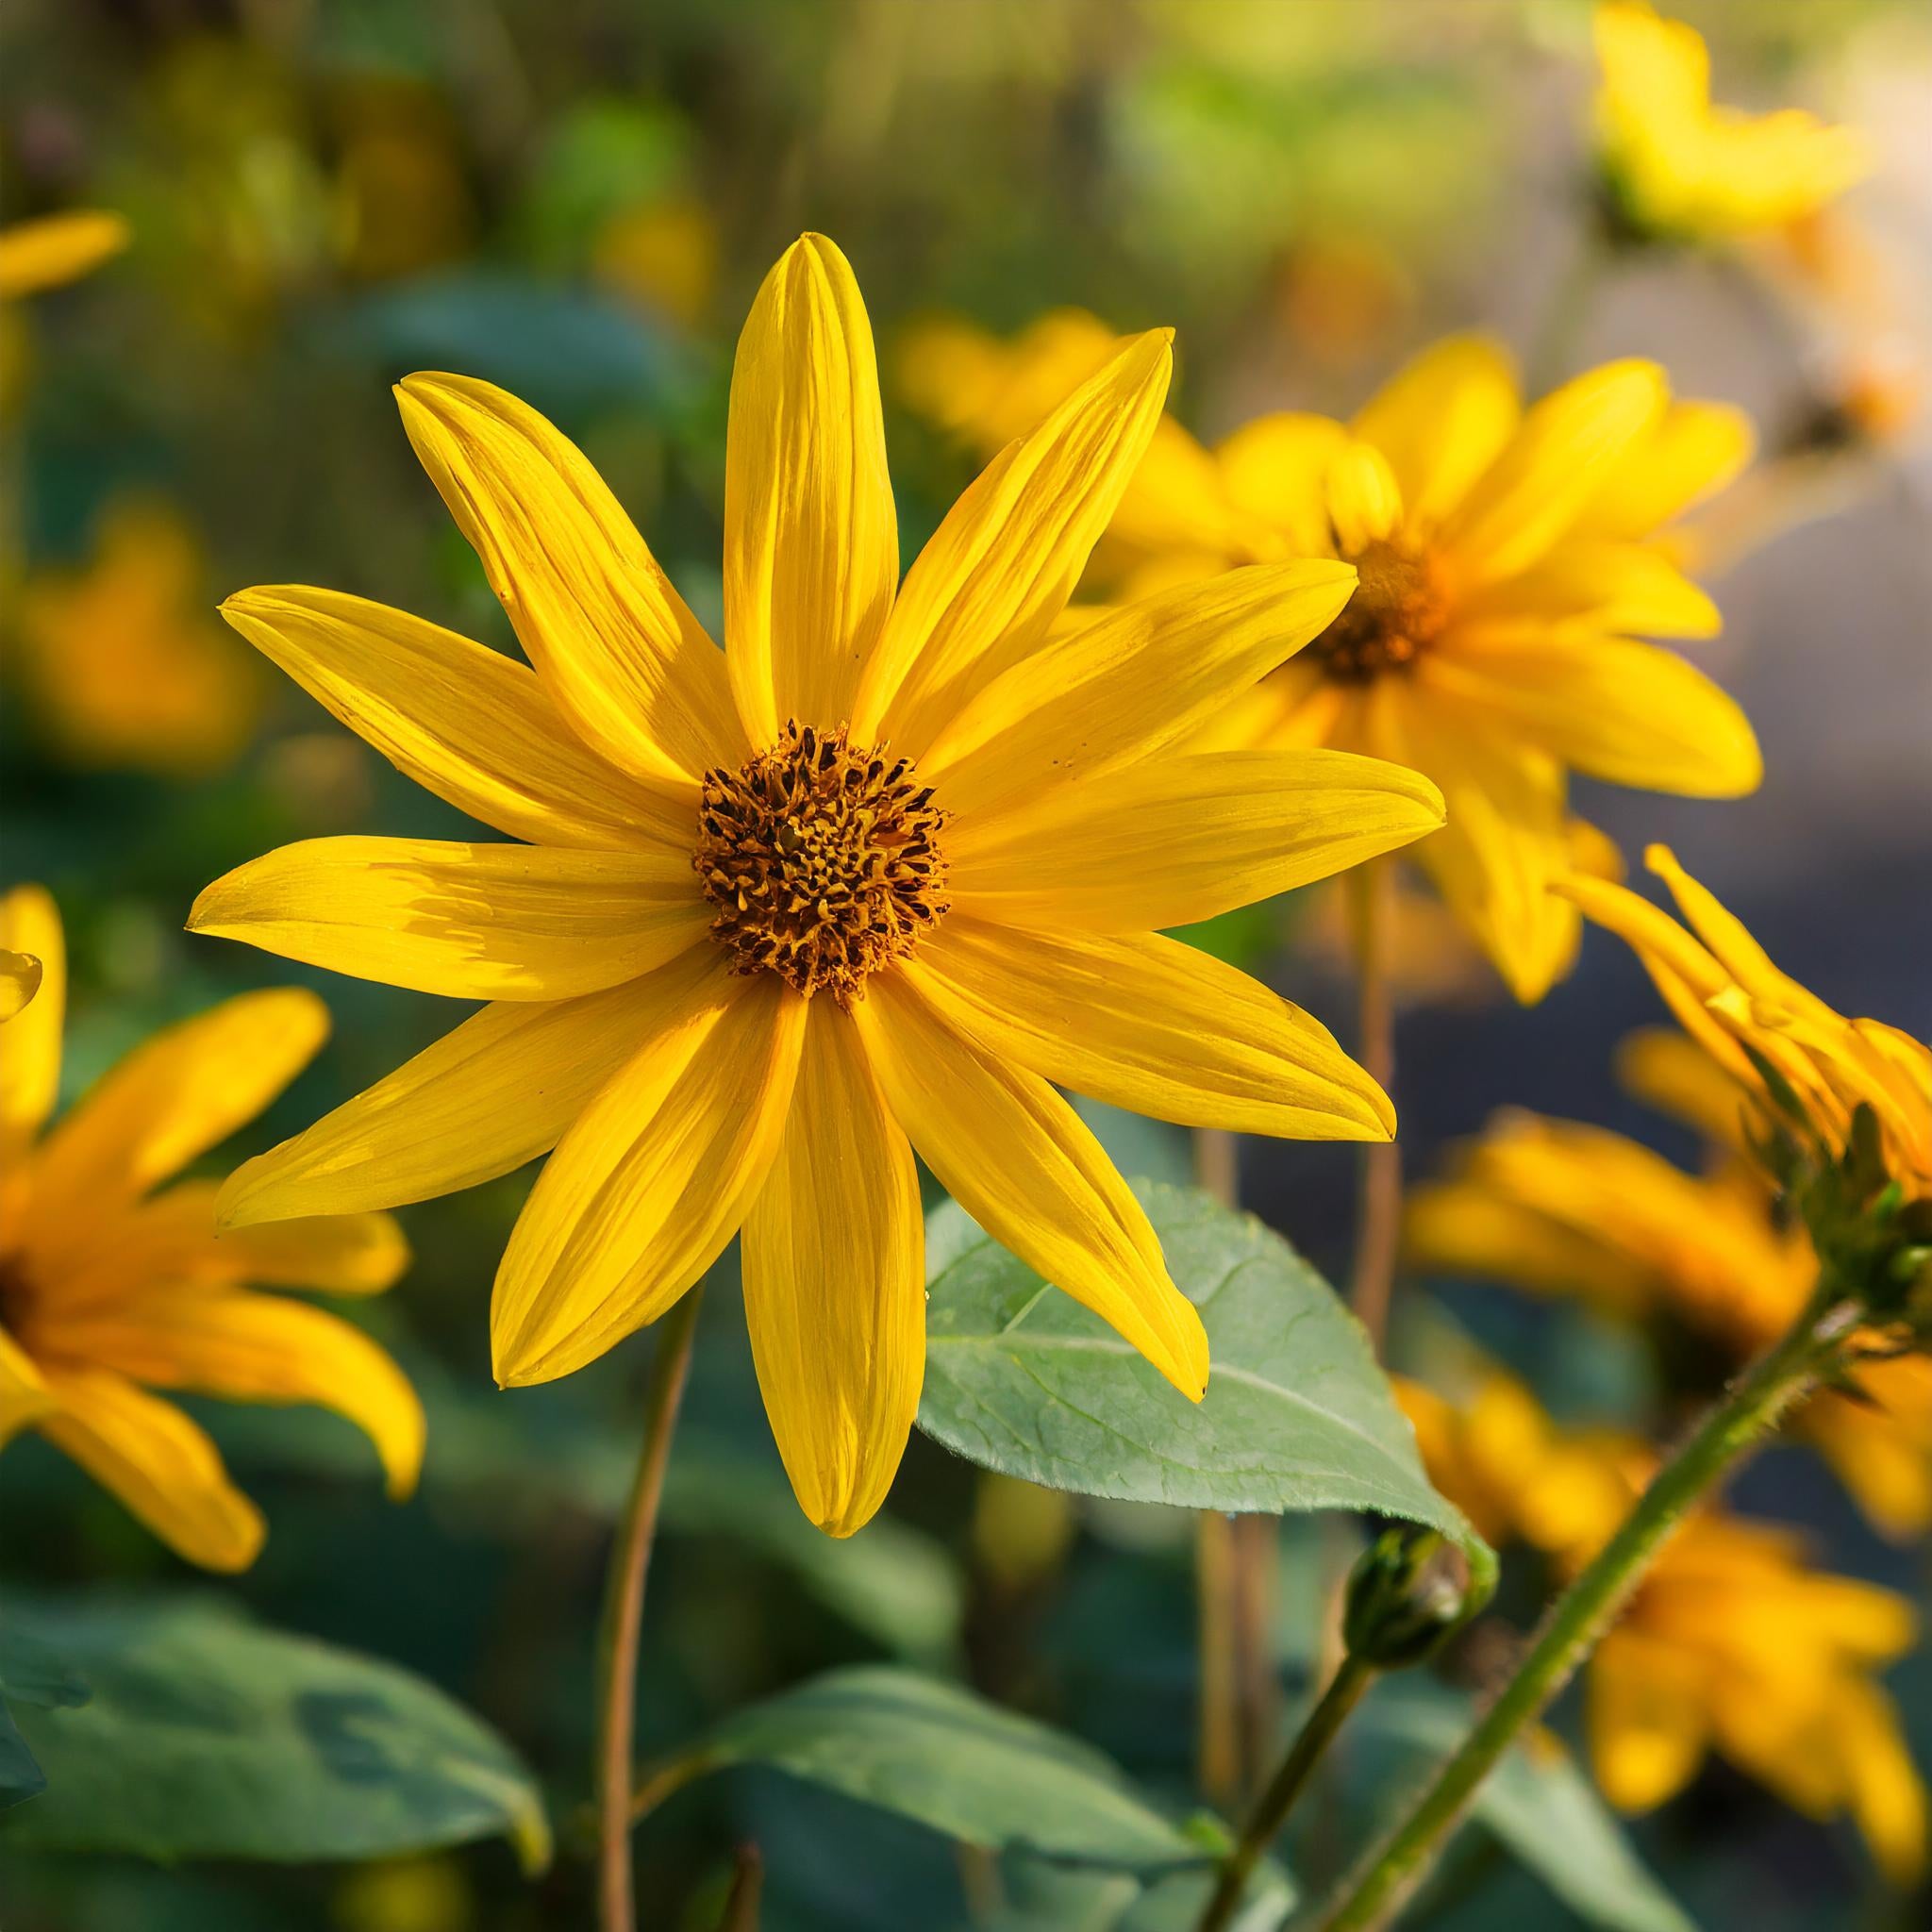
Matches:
[[0, 886, 420, 1572], [591, 196, 719, 329], [1399, 1369, 1928, 1882], [189, 234, 1443, 1538], [1593, 3, 1871, 246], [1407, 1106, 1932, 1539], [1563, 845, 1932, 1205], [13, 499, 264, 778], [0, 210, 130, 300]]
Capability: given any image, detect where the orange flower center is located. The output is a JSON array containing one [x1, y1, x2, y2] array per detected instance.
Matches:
[[694, 721, 950, 1006], [1311, 538, 1450, 684]]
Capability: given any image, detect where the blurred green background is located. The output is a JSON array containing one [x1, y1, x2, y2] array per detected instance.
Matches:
[[5, 1, 1931, 1928]]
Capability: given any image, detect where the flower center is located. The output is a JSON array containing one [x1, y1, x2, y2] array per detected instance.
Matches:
[[694, 721, 950, 1006], [1310, 538, 1449, 683]]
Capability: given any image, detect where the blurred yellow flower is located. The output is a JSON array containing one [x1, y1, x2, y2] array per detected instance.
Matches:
[[1399, 1369, 1927, 1881], [192, 234, 1442, 1538], [12, 500, 263, 777], [0, 886, 420, 1572], [1564, 845, 1932, 1206], [1593, 2, 1871, 245], [591, 195, 718, 328], [0, 210, 130, 299]]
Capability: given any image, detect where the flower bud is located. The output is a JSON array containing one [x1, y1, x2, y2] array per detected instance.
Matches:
[[1342, 1526, 1482, 1671]]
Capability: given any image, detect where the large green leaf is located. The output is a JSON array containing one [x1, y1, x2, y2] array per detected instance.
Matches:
[[644, 1664, 1205, 1870], [919, 1181, 1491, 1580], [1343, 1680, 1697, 1932], [0, 1622, 90, 1809], [0, 1591, 548, 1869]]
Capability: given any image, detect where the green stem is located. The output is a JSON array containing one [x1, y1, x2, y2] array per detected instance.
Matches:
[[1197, 1656, 1377, 1932], [1527, 228, 1608, 391], [596, 1287, 705, 1932], [1308, 1284, 1859, 1932], [1347, 858, 1400, 1352]]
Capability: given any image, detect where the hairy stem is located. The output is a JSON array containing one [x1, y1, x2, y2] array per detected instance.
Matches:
[[596, 1287, 705, 1932]]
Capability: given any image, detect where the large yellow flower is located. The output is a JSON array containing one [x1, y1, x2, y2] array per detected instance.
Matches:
[[1564, 845, 1932, 1206], [190, 235, 1443, 1537], [0, 886, 421, 1572], [1400, 1369, 1927, 1882], [906, 320, 1760, 1002], [1593, 3, 1871, 246]]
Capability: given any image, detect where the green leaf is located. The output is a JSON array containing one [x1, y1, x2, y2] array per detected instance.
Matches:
[[0, 1591, 549, 1870], [919, 1180, 1491, 1583], [648, 1665, 1202, 1870], [1347, 1680, 1697, 1932], [0, 1619, 91, 1809]]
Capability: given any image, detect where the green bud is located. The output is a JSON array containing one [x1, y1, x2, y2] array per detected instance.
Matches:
[[1342, 1527, 1483, 1671]]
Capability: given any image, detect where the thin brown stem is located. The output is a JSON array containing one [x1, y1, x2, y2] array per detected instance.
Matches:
[[1196, 1508, 1241, 1810], [1348, 860, 1401, 1352], [596, 1287, 705, 1932], [1230, 1512, 1279, 1800], [717, 1843, 764, 1931]]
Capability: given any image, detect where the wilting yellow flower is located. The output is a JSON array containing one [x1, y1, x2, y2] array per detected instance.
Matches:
[[0, 886, 420, 1571], [1564, 845, 1932, 1207], [1593, 3, 1871, 245], [0, 210, 130, 300], [191, 234, 1442, 1537], [12, 500, 263, 777], [1399, 1370, 1927, 1881], [1407, 1107, 1932, 1538]]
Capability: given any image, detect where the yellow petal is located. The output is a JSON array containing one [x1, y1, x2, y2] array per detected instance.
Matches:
[[394, 373, 740, 786], [1588, 1627, 1711, 1812], [947, 747, 1442, 931], [0, 210, 129, 299], [47, 1295, 424, 1500], [492, 969, 806, 1387], [1350, 335, 1521, 530], [218, 948, 726, 1226], [1108, 416, 1270, 560], [908, 919, 1392, 1141], [724, 234, 897, 741], [0, 1328, 53, 1445], [1840, 1680, 1930, 1886], [190, 837, 709, 1000], [1441, 360, 1667, 586], [1455, 540, 1722, 639], [1325, 441, 1404, 554], [36, 1368, 264, 1572], [0, 949, 42, 1023], [221, 587, 697, 851], [0, 884, 64, 1154], [1214, 413, 1349, 555], [1374, 683, 1578, 1004], [1573, 400, 1757, 541], [742, 1004, 924, 1537], [853, 330, 1174, 753], [923, 560, 1358, 821], [1424, 634, 1759, 796], [31, 990, 327, 1221], [851, 972, 1208, 1400]]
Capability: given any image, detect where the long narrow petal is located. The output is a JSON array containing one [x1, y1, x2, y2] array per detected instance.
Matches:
[[742, 1004, 924, 1537], [491, 972, 806, 1387], [1441, 361, 1667, 586], [851, 972, 1208, 1400], [724, 234, 897, 741], [1423, 636, 1760, 796], [908, 921, 1392, 1141], [1375, 684, 1578, 1004], [852, 331, 1174, 752], [922, 560, 1357, 821], [1453, 541, 1722, 640], [221, 587, 697, 850], [1573, 400, 1757, 542], [947, 747, 1442, 931], [1350, 334, 1522, 530], [36, 1369, 264, 1572], [0, 884, 63, 1157], [30, 991, 327, 1223], [217, 948, 726, 1226], [0, 1330, 53, 1446], [394, 373, 741, 786], [45, 1295, 424, 1500], [1588, 1628, 1712, 1812], [190, 837, 709, 1000]]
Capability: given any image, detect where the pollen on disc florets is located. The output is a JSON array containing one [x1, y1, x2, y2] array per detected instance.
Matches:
[[694, 721, 950, 1006], [1311, 537, 1450, 684]]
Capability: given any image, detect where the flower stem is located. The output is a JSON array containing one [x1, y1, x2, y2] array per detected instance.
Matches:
[[595, 1286, 705, 1932], [1197, 1655, 1377, 1932], [1308, 1284, 1859, 1932], [1348, 859, 1401, 1352], [1527, 227, 1607, 391]]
